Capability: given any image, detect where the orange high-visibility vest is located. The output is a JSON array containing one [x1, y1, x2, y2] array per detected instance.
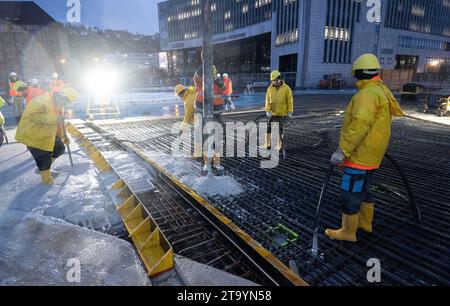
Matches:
[[49, 80, 65, 93], [194, 73, 224, 106], [25, 87, 46, 106], [9, 82, 23, 97], [223, 78, 233, 95]]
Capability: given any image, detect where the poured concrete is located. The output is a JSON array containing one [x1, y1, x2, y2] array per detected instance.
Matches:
[[174, 255, 258, 286], [0, 211, 151, 286]]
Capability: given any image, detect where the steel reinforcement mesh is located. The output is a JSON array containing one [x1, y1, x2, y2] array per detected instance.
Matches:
[[95, 114, 450, 286]]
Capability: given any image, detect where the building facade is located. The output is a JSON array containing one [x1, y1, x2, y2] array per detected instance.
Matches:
[[159, 0, 450, 89], [0, 1, 70, 88]]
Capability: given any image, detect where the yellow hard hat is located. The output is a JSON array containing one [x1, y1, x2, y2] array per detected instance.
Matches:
[[174, 84, 185, 95], [12, 80, 27, 91], [271, 70, 281, 81], [60, 87, 79, 103], [352, 54, 381, 74]]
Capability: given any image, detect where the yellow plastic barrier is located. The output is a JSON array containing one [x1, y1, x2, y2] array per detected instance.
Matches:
[[118, 195, 174, 277], [65, 122, 174, 278]]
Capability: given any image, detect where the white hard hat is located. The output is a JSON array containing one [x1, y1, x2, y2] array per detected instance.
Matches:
[[52, 72, 59, 79], [30, 78, 39, 86], [217, 73, 221, 78], [9, 72, 17, 77], [223, 73, 229, 78]]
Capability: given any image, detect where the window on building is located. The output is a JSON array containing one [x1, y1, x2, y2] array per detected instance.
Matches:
[[323, 0, 359, 64], [395, 54, 418, 70], [386, 0, 450, 37], [275, 0, 299, 46]]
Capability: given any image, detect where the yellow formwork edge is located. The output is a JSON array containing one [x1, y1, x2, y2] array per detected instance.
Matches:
[[118, 194, 138, 219], [118, 197, 174, 277], [126, 145, 309, 286], [86, 144, 98, 156], [81, 139, 92, 148], [68, 122, 174, 279], [117, 185, 132, 200], [112, 179, 125, 190], [139, 228, 173, 277], [123, 203, 147, 233]]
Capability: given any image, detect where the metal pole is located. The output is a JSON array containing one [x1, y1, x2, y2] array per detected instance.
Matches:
[[202, 0, 214, 172], [310, 164, 334, 259], [202, 0, 214, 122], [1, 125, 9, 144], [62, 122, 74, 167]]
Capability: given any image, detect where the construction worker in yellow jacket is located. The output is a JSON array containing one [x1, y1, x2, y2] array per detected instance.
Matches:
[[15, 88, 79, 185], [325, 54, 404, 242], [265, 70, 294, 150], [174, 84, 196, 132]]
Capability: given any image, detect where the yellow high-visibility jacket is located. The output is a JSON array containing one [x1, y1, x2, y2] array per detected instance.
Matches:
[[340, 78, 404, 168], [0, 96, 5, 125], [265, 82, 294, 116], [182, 86, 196, 129], [15, 93, 60, 152]]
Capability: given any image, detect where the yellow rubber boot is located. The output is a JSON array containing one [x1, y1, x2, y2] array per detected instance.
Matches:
[[263, 133, 271, 149], [274, 134, 283, 151], [359, 202, 374, 233], [40, 169, 54, 185], [325, 213, 359, 242]]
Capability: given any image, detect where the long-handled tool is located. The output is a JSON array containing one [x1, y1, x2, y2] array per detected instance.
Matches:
[[310, 164, 335, 259], [1, 125, 8, 144], [61, 119, 74, 167]]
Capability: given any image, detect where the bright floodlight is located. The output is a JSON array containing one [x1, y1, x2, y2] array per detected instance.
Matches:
[[84, 67, 118, 95]]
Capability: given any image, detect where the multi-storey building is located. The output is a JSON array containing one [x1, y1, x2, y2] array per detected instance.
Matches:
[[159, 0, 450, 88], [0, 1, 70, 88]]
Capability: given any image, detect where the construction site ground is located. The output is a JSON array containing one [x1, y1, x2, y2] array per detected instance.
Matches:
[[0, 128, 256, 286], [1, 91, 449, 286]]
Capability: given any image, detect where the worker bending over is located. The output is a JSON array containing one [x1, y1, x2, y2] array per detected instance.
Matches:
[[15, 88, 79, 185], [264, 70, 294, 151], [194, 64, 225, 174], [174, 84, 196, 133], [326, 54, 404, 242]]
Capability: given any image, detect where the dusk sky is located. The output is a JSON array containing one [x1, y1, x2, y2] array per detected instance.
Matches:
[[0, 0, 165, 35]]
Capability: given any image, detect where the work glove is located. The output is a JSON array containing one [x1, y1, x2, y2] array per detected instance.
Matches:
[[62, 137, 70, 145], [287, 112, 293, 119], [331, 148, 346, 166], [266, 112, 272, 120]]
